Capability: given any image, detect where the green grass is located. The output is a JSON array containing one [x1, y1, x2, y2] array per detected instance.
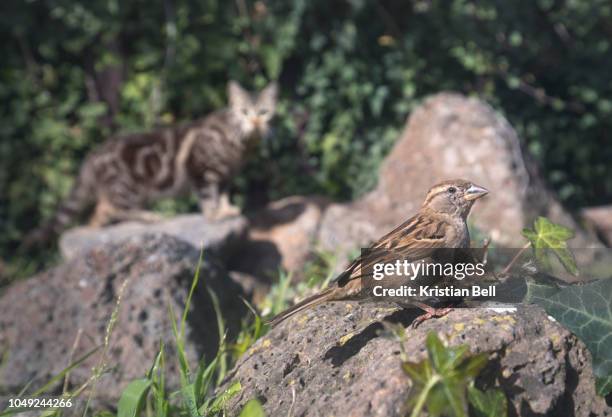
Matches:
[[0, 246, 337, 417]]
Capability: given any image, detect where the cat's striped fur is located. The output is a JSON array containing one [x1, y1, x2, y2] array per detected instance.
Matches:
[[27, 81, 277, 246]]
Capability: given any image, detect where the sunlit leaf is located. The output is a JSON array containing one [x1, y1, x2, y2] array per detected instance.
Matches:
[[239, 398, 266, 417], [117, 379, 152, 417], [522, 217, 578, 275]]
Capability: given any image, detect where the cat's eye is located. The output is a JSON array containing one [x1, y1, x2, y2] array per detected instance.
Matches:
[[258, 109, 268, 116], [448, 187, 456, 194], [241, 109, 249, 115]]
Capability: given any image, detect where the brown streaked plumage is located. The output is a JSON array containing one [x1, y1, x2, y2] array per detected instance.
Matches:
[[23, 81, 277, 249], [268, 179, 489, 327]]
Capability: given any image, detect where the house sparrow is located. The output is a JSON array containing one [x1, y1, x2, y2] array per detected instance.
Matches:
[[269, 179, 489, 327]]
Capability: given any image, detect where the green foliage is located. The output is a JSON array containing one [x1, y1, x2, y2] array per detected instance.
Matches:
[[525, 278, 612, 396], [520, 217, 612, 396], [0, 346, 99, 416], [522, 217, 578, 275], [238, 399, 266, 417], [117, 379, 152, 417], [112, 252, 243, 417], [231, 300, 266, 363], [467, 385, 508, 417], [2, 0, 612, 276], [402, 332, 507, 417]]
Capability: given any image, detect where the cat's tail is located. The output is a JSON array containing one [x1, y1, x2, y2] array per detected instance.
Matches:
[[267, 287, 337, 327], [20, 174, 96, 252]]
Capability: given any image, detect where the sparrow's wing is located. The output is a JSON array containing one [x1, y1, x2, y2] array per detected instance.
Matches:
[[334, 212, 452, 286]]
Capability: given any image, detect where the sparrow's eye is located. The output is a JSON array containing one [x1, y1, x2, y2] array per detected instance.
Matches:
[[447, 187, 457, 194]]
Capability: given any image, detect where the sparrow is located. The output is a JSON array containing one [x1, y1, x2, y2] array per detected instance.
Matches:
[[268, 179, 489, 327]]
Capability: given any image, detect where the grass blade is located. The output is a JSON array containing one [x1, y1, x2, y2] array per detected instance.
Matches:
[[117, 379, 152, 417]]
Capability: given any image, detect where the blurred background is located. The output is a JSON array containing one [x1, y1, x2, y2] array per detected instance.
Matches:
[[1, 0, 612, 277]]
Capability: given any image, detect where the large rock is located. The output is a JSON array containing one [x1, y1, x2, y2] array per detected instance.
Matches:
[[0, 233, 246, 405], [583, 205, 612, 246], [220, 303, 611, 417], [59, 214, 248, 262], [230, 196, 331, 283], [318, 93, 601, 260]]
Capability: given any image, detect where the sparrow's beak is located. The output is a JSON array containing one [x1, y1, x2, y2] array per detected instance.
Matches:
[[464, 184, 489, 201]]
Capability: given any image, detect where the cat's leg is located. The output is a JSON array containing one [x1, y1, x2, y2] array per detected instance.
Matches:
[[216, 191, 241, 218], [197, 183, 240, 220], [89, 198, 118, 227], [198, 182, 221, 220]]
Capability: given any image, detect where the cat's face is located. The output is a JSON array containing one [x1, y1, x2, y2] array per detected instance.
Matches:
[[228, 81, 278, 137]]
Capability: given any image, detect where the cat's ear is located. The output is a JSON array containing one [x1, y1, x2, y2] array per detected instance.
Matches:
[[258, 82, 278, 106], [228, 81, 250, 108]]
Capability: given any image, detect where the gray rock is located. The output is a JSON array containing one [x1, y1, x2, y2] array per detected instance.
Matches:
[[583, 205, 612, 246], [220, 304, 611, 417], [230, 196, 331, 282], [0, 233, 246, 406], [59, 214, 248, 261], [318, 93, 602, 265]]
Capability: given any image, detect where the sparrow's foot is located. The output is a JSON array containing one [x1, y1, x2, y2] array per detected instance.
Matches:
[[411, 302, 453, 328]]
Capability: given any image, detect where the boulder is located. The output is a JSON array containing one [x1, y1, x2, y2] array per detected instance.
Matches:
[[0, 233, 246, 405], [582, 205, 612, 246], [230, 196, 331, 282], [59, 214, 248, 262], [220, 303, 611, 417], [318, 93, 602, 263]]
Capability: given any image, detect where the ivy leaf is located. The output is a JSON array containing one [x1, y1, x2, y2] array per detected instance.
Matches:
[[468, 386, 508, 417], [403, 332, 492, 417], [595, 376, 612, 397], [522, 217, 578, 276], [525, 278, 612, 396]]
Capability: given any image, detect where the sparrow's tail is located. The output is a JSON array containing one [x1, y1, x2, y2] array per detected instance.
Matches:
[[268, 287, 336, 327]]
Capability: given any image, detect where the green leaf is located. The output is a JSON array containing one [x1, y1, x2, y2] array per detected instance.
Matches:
[[117, 379, 152, 417], [426, 331, 450, 372], [458, 353, 489, 379], [194, 355, 217, 405], [522, 217, 578, 275], [402, 360, 433, 386], [596, 376, 612, 397], [525, 278, 612, 396], [404, 332, 494, 417], [468, 386, 508, 417], [260, 46, 282, 79], [439, 377, 468, 417], [426, 332, 469, 373], [208, 381, 242, 414], [239, 399, 266, 417]]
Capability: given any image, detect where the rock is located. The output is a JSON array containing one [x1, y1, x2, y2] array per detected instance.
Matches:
[[583, 206, 612, 246], [220, 303, 611, 417], [59, 214, 248, 262], [318, 93, 602, 261], [230, 196, 330, 282], [0, 233, 246, 405]]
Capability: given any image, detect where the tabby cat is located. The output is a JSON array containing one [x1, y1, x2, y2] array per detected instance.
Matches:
[[28, 81, 277, 245]]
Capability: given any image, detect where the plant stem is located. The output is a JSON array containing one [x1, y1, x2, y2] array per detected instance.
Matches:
[[501, 242, 531, 275], [410, 375, 440, 417]]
